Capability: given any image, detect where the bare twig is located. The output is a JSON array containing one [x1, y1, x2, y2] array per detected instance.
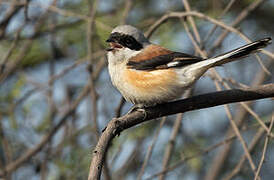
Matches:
[[159, 113, 182, 180], [210, 0, 266, 52], [222, 127, 265, 180], [210, 70, 274, 138], [115, 97, 126, 118], [0, 24, 23, 74], [0, 116, 12, 179], [0, 0, 24, 39], [0, 52, 106, 177], [214, 81, 259, 179], [254, 115, 274, 180], [182, 19, 205, 56], [159, 90, 192, 180], [145, 11, 274, 60], [120, 0, 133, 25], [147, 125, 266, 180], [0, 83, 90, 177], [24, 0, 30, 21], [206, 64, 272, 180], [182, 0, 201, 44], [203, 0, 236, 43], [137, 117, 166, 180], [0, 0, 56, 83]]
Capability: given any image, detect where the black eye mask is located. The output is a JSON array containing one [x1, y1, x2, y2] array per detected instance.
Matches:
[[106, 32, 143, 51]]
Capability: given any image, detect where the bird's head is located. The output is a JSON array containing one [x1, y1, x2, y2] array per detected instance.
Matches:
[[106, 25, 150, 54]]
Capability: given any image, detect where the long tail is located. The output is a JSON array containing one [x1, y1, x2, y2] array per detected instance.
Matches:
[[185, 37, 271, 80], [208, 37, 272, 67]]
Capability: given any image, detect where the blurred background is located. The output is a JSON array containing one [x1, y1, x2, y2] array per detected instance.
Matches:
[[0, 0, 273, 179]]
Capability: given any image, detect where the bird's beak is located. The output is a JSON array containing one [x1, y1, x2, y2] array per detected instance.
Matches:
[[106, 36, 123, 51], [106, 37, 115, 51], [106, 37, 114, 43], [106, 47, 114, 51]]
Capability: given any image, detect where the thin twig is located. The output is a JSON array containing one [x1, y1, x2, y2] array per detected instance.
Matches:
[[222, 127, 265, 180], [159, 113, 182, 180], [210, 69, 274, 138], [254, 115, 274, 180], [120, 0, 133, 25], [137, 117, 166, 180], [182, 0, 201, 44], [182, 19, 205, 57], [0, 24, 23, 74], [0, 82, 91, 177], [145, 11, 274, 60], [214, 81, 259, 179], [147, 125, 261, 180], [203, 0, 236, 44], [0, 53, 106, 177], [206, 62, 272, 180], [210, 0, 266, 53], [115, 97, 126, 118], [159, 90, 192, 180]]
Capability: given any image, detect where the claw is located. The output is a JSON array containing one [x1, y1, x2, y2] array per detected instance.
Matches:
[[127, 104, 147, 119]]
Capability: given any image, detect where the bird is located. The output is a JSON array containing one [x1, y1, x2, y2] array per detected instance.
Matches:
[[105, 25, 271, 112]]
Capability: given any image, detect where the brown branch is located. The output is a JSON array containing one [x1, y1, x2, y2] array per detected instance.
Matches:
[[88, 84, 274, 180]]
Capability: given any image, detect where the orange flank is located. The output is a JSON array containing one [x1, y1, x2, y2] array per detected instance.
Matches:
[[124, 68, 177, 91]]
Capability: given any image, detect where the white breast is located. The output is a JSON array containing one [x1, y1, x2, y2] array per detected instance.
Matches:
[[107, 58, 125, 89], [107, 48, 141, 85], [107, 49, 136, 100]]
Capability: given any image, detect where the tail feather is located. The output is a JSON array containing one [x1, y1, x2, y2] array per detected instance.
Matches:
[[185, 37, 271, 81], [210, 37, 272, 67]]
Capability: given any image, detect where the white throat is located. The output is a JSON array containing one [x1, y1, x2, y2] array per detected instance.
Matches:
[[107, 47, 142, 65], [107, 47, 142, 91]]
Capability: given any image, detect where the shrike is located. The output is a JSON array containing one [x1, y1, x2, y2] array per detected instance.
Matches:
[[106, 25, 271, 110]]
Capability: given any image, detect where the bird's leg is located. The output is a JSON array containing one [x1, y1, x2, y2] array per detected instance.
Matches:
[[127, 104, 147, 118], [102, 105, 147, 133]]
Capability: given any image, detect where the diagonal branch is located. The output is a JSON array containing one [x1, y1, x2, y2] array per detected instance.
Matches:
[[88, 83, 274, 180]]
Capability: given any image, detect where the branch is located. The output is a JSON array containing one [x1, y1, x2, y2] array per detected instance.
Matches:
[[88, 84, 274, 180]]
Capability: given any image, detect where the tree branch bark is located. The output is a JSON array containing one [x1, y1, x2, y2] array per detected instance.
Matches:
[[88, 83, 274, 180]]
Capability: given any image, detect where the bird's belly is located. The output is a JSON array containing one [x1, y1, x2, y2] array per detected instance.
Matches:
[[119, 69, 185, 105]]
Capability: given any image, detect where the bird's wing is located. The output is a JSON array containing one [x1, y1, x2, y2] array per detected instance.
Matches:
[[127, 44, 204, 70]]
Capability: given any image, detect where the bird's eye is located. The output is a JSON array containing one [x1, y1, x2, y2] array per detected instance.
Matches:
[[118, 35, 143, 51], [125, 38, 132, 45]]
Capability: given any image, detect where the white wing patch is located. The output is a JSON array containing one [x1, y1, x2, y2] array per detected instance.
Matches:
[[167, 61, 181, 68]]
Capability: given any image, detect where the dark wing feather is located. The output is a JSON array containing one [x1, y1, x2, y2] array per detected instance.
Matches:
[[127, 51, 204, 71]]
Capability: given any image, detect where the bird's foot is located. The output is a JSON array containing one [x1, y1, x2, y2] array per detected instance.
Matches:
[[127, 104, 146, 114], [127, 104, 147, 119]]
